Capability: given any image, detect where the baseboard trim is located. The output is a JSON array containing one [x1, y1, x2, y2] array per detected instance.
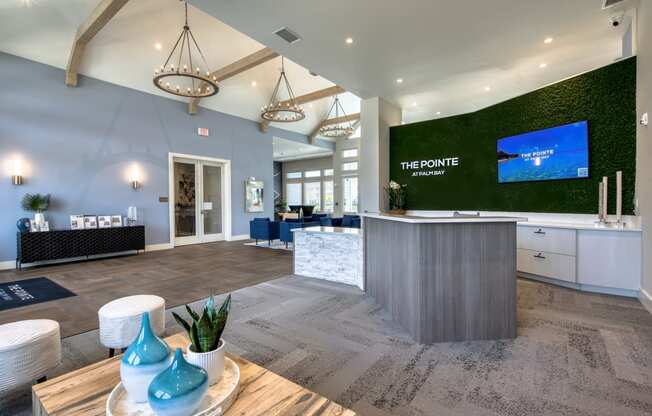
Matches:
[[228, 234, 250, 242], [146, 243, 173, 252], [518, 272, 639, 298], [640, 288, 652, 314], [0, 260, 15, 271]]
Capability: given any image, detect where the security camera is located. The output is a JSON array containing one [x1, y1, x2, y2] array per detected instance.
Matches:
[[610, 13, 624, 27]]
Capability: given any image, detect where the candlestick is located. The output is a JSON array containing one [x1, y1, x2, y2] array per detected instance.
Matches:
[[598, 182, 604, 222], [616, 171, 622, 223], [602, 176, 608, 221]]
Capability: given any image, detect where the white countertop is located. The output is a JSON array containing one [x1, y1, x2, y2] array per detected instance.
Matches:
[[360, 213, 525, 224], [292, 226, 362, 236], [518, 221, 642, 232]]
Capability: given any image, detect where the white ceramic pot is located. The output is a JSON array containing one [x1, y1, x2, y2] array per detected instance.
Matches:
[[34, 213, 45, 226], [186, 339, 225, 386]]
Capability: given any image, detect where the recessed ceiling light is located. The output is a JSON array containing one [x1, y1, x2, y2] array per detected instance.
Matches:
[[154, 42, 162, 51], [396, 78, 403, 84], [436, 111, 441, 115], [544, 37, 553, 44], [539, 63, 548, 69], [484, 86, 492, 92], [251, 81, 257, 87], [345, 37, 354, 44]]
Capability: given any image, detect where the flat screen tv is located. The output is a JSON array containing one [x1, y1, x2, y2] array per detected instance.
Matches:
[[497, 121, 589, 184]]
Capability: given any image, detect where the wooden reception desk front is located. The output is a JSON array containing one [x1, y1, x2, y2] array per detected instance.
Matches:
[[362, 214, 522, 344]]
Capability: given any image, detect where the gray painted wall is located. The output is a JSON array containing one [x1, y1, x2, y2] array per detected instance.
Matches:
[[637, 3, 652, 301], [0, 52, 320, 263]]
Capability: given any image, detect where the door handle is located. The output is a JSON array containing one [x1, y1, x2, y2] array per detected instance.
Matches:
[[533, 229, 546, 235], [533, 253, 546, 259]]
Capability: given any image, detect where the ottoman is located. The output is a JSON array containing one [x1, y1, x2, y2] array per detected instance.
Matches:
[[98, 295, 165, 356], [0, 319, 61, 393]]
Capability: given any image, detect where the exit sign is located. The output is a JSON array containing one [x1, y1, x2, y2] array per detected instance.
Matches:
[[197, 127, 210, 137]]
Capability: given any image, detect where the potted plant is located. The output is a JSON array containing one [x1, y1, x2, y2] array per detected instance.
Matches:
[[385, 181, 407, 215], [21, 193, 50, 228], [172, 294, 231, 385]]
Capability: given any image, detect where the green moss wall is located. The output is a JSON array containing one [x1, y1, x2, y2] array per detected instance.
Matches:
[[389, 58, 637, 214]]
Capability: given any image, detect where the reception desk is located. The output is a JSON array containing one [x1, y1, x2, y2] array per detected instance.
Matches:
[[362, 214, 522, 343]]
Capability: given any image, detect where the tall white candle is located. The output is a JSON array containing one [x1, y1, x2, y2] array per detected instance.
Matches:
[[602, 176, 608, 221], [616, 171, 622, 222], [598, 182, 604, 221]]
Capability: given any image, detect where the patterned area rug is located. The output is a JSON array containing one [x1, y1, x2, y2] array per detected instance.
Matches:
[[3, 276, 652, 416]]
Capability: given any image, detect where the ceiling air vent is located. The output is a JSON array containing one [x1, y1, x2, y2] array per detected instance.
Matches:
[[602, 0, 626, 9], [273, 27, 302, 44]]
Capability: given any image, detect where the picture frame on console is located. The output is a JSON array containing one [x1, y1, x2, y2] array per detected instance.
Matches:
[[111, 215, 123, 227], [70, 215, 84, 230], [98, 216, 112, 228], [83, 216, 98, 229]]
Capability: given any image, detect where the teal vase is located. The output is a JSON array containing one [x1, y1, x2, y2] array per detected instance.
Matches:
[[119, 312, 171, 403], [148, 348, 209, 416]]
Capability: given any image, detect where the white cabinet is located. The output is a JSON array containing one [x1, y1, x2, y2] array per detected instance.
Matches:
[[517, 226, 576, 256], [517, 249, 576, 283], [577, 230, 641, 291], [517, 223, 641, 296]]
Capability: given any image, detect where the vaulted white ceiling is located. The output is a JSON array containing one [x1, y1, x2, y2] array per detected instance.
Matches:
[[193, 0, 635, 124], [0, 0, 635, 131], [0, 0, 360, 138]]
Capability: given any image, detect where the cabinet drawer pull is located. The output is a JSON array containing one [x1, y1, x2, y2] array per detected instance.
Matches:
[[533, 253, 546, 259], [533, 229, 546, 235]]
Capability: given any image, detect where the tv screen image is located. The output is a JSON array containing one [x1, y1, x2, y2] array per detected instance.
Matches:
[[497, 121, 589, 183]]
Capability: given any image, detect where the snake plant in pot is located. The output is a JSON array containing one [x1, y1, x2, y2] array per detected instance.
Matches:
[[172, 294, 231, 385]]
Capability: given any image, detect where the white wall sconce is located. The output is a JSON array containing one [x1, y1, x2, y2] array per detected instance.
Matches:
[[9, 157, 24, 185], [127, 163, 143, 190]]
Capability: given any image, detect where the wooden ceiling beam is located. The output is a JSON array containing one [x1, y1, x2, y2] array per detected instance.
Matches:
[[260, 85, 346, 133], [65, 0, 130, 87], [309, 113, 360, 143], [188, 47, 279, 114]]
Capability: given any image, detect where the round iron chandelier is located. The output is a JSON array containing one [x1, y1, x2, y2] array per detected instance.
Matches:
[[153, 0, 218, 98], [261, 57, 305, 123], [319, 96, 354, 137]]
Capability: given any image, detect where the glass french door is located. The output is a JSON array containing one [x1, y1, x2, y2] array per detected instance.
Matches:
[[173, 158, 224, 246]]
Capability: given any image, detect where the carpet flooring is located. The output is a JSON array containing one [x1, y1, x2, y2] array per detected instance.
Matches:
[[2, 276, 652, 416]]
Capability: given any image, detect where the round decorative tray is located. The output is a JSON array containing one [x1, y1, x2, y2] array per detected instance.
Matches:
[[107, 357, 240, 416]]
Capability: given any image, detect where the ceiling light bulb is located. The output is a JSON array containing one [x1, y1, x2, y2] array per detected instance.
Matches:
[[539, 63, 548, 69], [412, 102, 417, 107], [544, 37, 553, 44], [436, 111, 441, 115], [154, 42, 162, 51], [345, 37, 354, 44], [484, 86, 491, 92], [396, 78, 403, 84], [251, 81, 257, 87]]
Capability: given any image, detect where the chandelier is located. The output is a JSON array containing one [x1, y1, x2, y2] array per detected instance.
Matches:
[[261, 57, 305, 123], [153, 0, 218, 98], [319, 96, 354, 137]]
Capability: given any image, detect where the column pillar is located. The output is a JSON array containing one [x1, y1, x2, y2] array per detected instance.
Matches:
[[359, 97, 402, 214]]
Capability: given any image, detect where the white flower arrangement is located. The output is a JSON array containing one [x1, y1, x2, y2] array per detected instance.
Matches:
[[384, 181, 407, 211]]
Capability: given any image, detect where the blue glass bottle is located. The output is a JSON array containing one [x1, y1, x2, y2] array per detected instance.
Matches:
[[119, 312, 171, 403], [148, 348, 209, 416]]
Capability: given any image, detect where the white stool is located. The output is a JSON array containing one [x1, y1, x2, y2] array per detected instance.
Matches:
[[0, 319, 61, 393], [98, 295, 165, 357]]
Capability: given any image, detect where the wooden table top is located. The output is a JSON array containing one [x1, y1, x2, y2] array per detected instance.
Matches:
[[32, 333, 355, 416]]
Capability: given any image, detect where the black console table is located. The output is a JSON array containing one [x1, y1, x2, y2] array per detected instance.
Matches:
[[16, 226, 145, 269]]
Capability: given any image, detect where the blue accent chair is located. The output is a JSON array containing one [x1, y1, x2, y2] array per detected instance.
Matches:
[[342, 215, 361, 228], [310, 213, 329, 222], [280, 221, 303, 248], [249, 218, 280, 245]]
